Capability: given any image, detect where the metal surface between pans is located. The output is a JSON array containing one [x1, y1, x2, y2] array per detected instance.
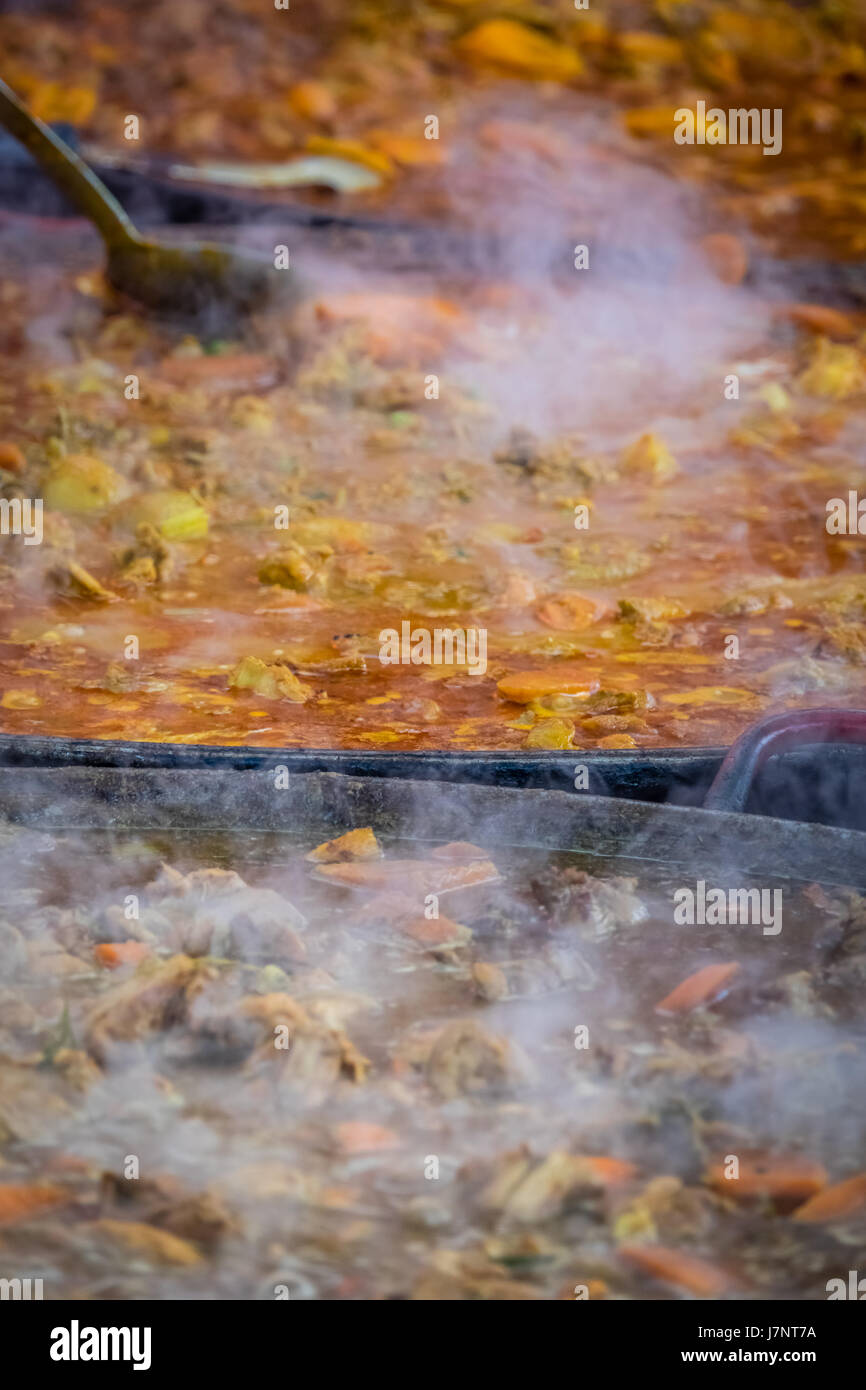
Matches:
[[1, 766, 865, 888]]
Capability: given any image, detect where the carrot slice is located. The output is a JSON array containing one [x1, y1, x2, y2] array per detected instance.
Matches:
[[497, 670, 598, 704], [792, 1173, 866, 1224], [94, 942, 151, 970], [621, 1243, 734, 1297], [655, 962, 740, 1015], [780, 303, 855, 340], [0, 441, 26, 473], [0, 1183, 69, 1226], [581, 1156, 638, 1187], [705, 1153, 827, 1208]]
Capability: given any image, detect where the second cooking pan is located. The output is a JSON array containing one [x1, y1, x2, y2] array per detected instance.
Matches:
[[2, 761, 865, 1301]]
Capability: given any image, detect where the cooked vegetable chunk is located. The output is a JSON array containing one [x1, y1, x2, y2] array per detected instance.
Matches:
[[305, 827, 383, 863], [130, 490, 209, 540], [228, 656, 311, 703]]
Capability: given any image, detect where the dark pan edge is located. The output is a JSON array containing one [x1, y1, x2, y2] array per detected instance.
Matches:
[[2, 766, 864, 889], [0, 735, 724, 802]]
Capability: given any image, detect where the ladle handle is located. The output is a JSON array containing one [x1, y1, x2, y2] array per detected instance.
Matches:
[[0, 77, 139, 251], [704, 707, 866, 813]]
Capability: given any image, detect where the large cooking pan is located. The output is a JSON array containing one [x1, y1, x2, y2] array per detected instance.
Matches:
[[2, 150, 864, 823], [2, 707, 865, 826]]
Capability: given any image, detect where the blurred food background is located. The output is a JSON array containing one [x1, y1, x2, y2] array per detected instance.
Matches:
[[4, 0, 866, 256]]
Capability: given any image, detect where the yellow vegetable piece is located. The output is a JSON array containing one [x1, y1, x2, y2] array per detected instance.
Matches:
[[229, 396, 274, 432], [624, 106, 680, 139], [65, 560, 117, 603], [709, 11, 808, 62], [131, 490, 209, 540], [797, 339, 863, 400], [663, 686, 758, 706], [619, 596, 689, 622], [757, 383, 791, 414], [228, 656, 311, 703], [525, 718, 575, 749], [43, 454, 121, 513], [25, 80, 98, 126], [1, 690, 41, 709], [292, 517, 378, 551], [618, 32, 684, 65], [620, 433, 677, 482], [305, 136, 394, 177], [456, 20, 582, 82], [615, 652, 713, 665], [288, 81, 337, 124], [258, 548, 317, 591], [368, 131, 445, 166]]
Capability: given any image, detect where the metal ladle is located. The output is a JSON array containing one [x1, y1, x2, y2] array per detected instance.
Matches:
[[0, 77, 292, 327]]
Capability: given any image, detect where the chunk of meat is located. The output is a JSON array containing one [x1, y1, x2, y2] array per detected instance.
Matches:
[[148, 867, 307, 965], [215, 887, 307, 965], [149, 866, 247, 901], [99, 1172, 236, 1251], [533, 867, 648, 939], [0, 1060, 73, 1143], [481, 1150, 636, 1221], [425, 1019, 525, 1099], [85, 954, 208, 1061], [88, 1219, 202, 1266], [241, 993, 370, 1085], [472, 949, 595, 1000]]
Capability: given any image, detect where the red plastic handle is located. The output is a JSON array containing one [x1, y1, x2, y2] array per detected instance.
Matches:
[[704, 707, 866, 813]]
